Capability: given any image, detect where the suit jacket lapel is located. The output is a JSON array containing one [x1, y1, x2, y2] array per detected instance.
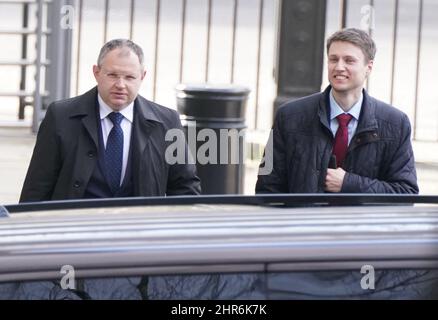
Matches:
[[318, 86, 332, 134], [81, 113, 99, 148], [132, 96, 162, 195], [70, 87, 99, 148], [64, 87, 100, 198]]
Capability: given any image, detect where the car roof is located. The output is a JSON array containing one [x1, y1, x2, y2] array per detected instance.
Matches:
[[1, 201, 438, 283]]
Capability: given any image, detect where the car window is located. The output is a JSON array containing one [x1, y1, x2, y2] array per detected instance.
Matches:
[[1, 269, 437, 300]]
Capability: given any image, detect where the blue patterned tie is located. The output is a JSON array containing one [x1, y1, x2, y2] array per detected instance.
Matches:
[[105, 112, 124, 193]]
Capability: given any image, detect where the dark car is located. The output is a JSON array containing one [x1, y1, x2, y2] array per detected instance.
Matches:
[[1, 195, 438, 299]]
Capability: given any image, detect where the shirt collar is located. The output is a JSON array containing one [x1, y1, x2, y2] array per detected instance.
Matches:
[[98, 94, 134, 123], [329, 89, 362, 121]]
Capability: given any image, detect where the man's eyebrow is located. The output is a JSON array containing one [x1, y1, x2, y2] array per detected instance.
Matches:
[[328, 54, 358, 59]]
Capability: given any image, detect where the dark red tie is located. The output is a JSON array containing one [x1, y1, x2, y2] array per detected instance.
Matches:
[[332, 113, 353, 168]]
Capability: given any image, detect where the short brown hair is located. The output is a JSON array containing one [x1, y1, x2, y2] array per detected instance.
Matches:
[[326, 28, 376, 62]]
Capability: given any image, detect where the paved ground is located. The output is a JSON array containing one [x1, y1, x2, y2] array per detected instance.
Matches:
[[1, 127, 437, 205]]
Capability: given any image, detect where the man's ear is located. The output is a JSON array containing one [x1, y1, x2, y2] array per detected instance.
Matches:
[[92, 65, 100, 79], [141, 70, 147, 80], [367, 60, 374, 75]]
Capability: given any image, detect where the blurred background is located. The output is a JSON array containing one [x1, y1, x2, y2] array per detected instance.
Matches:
[[0, 0, 437, 203]]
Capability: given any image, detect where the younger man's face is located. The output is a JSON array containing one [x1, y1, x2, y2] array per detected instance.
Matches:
[[327, 41, 373, 96]]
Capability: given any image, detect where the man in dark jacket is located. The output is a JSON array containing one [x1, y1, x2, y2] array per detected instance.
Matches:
[[20, 39, 200, 202], [256, 28, 418, 194]]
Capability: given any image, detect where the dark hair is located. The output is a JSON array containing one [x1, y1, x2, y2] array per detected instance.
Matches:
[[97, 39, 144, 67], [326, 28, 376, 62]]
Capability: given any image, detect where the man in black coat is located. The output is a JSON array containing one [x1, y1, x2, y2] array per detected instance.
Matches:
[[20, 39, 200, 202], [256, 28, 418, 194]]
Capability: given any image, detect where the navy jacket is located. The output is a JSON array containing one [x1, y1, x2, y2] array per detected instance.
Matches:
[[256, 86, 419, 194], [20, 87, 201, 202]]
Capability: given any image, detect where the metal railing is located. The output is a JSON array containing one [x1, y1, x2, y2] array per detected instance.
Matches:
[[0, 0, 49, 131], [333, 0, 435, 142], [1, 0, 436, 142], [0, 0, 73, 132], [72, 0, 278, 131]]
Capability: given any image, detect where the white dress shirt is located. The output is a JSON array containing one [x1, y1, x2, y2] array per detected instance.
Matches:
[[329, 89, 363, 145], [98, 94, 133, 186]]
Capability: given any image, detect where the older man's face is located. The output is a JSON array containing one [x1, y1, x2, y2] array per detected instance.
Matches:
[[93, 48, 146, 111]]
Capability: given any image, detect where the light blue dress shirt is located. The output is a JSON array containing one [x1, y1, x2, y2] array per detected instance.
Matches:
[[329, 89, 363, 145]]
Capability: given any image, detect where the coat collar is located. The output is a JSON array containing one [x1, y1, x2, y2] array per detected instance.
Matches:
[[69, 87, 165, 147], [69, 87, 99, 118], [69, 86, 164, 122], [132, 95, 162, 159], [69, 87, 99, 147], [318, 85, 378, 134], [130, 95, 164, 196], [134, 95, 162, 124]]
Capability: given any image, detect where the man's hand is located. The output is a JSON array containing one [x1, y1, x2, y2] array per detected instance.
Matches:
[[325, 168, 347, 193]]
